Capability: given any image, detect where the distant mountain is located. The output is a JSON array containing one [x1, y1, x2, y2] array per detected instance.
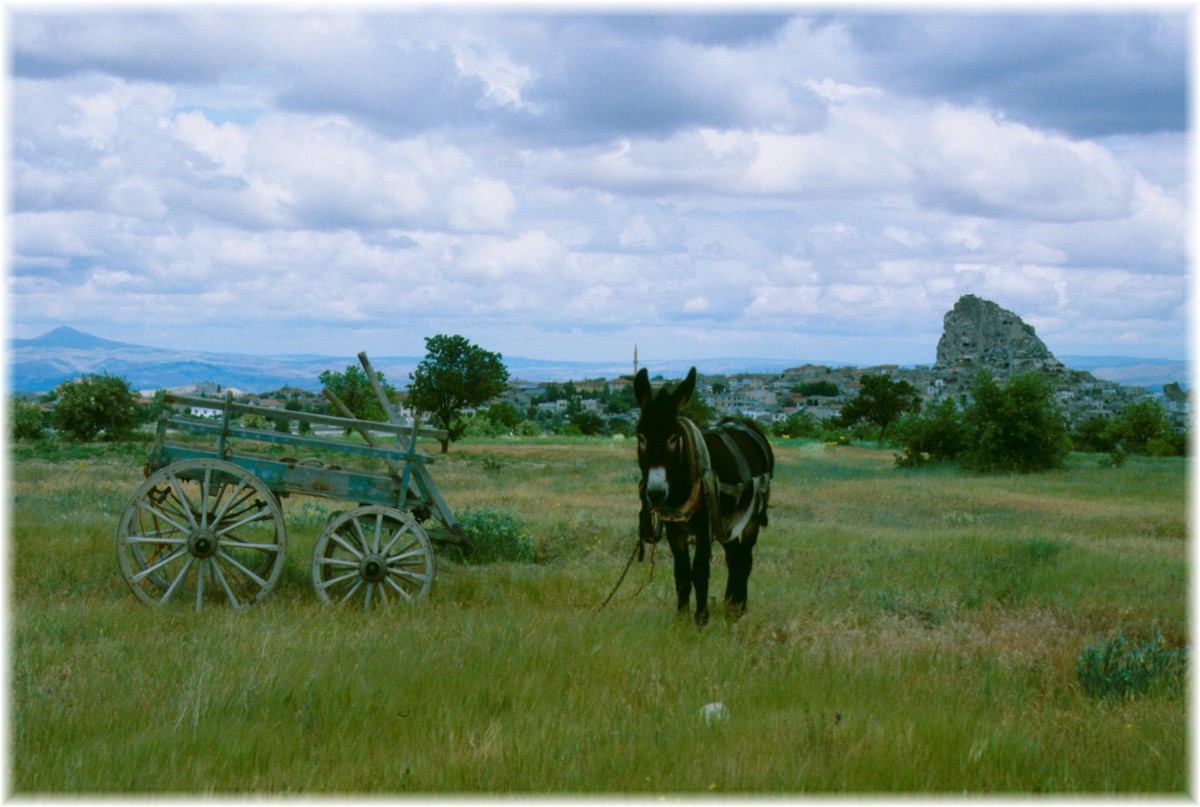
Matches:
[[9, 328, 391, 393], [1059, 356, 1189, 391], [7, 327, 829, 392], [6, 326, 1188, 394], [13, 325, 128, 351]]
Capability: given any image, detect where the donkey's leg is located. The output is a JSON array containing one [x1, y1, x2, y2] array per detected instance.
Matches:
[[692, 521, 712, 626], [665, 526, 692, 615], [723, 539, 744, 609], [725, 527, 759, 618]]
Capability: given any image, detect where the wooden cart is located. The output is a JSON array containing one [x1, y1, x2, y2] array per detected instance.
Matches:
[[115, 352, 470, 610]]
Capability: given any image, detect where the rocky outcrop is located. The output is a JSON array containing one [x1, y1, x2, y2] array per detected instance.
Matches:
[[935, 295, 1064, 376]]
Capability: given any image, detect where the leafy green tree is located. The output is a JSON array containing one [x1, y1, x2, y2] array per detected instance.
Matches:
[[1110, 399, 1169, 455], [680, 393, 717, 428], [138, 389, 170, 424], [11, 399, 45, 441], [1072, 415, 1118, 454], [960, 371, 1069, 473], [604, 383, 637, 415], [406, 334, 510, 453], [797, 380, 839, 398], [486, 401, 523, 430], [892, 398, 966, 467], [837, 373, 921, 444], [319, 365, 396, 423], [286, 398, 312, 435], [50, 373, 138, 441], [572, 411, 605, 436]]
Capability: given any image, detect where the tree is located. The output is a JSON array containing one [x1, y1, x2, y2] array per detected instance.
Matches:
[[486, 401, 523, 430], [837, 373, 921, 444], [572, 411, 605, 436], [51, 373, 138, 441], [1072, 415, 1118, 454], [319, 365, 396, 423], [138, 389, 170, 424], [286, 398, 312, 435], [960, 371, 1068, 473], [892, 397, 966, 467], [679, 393, 717, 428], [406, 334, 510, 453], [12, 399, 45, 441], [796, 380, 839, 398], [604, 384, 637, 415], [1110, 399, 1169, 455]]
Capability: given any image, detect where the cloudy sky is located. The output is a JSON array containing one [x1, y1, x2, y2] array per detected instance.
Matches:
[[8, 7, 1191, 367]]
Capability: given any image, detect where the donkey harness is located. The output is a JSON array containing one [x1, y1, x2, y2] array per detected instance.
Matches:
[[639, 417, 771, 550]]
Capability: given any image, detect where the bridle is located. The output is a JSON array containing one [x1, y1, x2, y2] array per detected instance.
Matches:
[[639, 417, 726, 548]]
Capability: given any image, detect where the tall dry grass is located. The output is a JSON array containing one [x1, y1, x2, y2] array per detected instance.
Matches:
[[8, 436, 1188, 793]]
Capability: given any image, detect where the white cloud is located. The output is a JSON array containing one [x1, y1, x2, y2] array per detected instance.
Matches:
[[452, 33, 536, 110], [618, 214, 657, 249], [448, 178, 517, 232], [8, 11, 1188, 365], [171, 110, 249, 175], [459, 230, 564, 281], [913, 105, 1135, 222]]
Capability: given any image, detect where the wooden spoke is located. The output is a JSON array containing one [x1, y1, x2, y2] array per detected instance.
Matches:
[[116, 459, 287, 610], [311, 506, 434, 608]]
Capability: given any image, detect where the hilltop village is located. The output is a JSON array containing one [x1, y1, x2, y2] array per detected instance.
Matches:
[[500, 295, 1187, 433], [160, 296, 1187, 436]]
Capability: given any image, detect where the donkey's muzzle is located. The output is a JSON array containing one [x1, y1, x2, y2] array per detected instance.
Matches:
[[644, 467, 668, 506]]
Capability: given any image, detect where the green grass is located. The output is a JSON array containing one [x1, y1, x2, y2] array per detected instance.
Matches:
[[8, 436, 1189, 794]]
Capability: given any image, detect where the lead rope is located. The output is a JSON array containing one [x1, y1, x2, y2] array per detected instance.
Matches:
[[595, 523, 660, 612]]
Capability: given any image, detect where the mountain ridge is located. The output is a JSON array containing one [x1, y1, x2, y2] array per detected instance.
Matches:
[[8, 326, 1188, 393]]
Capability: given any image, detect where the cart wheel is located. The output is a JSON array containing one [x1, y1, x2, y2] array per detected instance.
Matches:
[[116, 459, 287, 610], [312, 506, 435, 607]]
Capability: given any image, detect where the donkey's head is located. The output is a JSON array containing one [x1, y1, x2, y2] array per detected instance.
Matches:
[[634, 367, 697, 509]]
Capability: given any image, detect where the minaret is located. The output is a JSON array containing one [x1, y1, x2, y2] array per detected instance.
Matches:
[[633, 344, 638, 377]]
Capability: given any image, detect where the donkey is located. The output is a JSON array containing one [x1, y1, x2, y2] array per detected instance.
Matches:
[[634, 367, 774, 625]]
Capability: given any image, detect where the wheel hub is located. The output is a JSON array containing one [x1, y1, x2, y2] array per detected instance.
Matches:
[[359, 553, 388, 583], [188, 528, 219, 558]]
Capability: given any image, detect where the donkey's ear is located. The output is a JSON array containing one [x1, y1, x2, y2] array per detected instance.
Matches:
[[633, 368, 652, 409], [673, 367, 697, 413]]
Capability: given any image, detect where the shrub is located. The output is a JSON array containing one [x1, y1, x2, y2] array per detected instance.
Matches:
[[571, 411, 605, 436], [463, 412, 506, 438], [241, 413, 268, 430], [456, 506, 534, 564], [893, 398, 965, 468], [1076, 633, 1187, 700], [772, 410, 821, 439], [11, 400, 45, 441]]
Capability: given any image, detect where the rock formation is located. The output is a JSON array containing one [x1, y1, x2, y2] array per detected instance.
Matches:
[[935, 295, 1064, 376]]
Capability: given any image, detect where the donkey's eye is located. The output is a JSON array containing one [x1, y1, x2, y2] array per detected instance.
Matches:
[[667, 434, 680, 452]]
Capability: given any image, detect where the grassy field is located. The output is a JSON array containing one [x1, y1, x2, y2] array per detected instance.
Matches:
[[8, 434, 1189, 794]]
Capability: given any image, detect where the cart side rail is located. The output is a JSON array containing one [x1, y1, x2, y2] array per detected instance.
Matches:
[[163, 393, 447, 442], [157, 415, 432, 466]]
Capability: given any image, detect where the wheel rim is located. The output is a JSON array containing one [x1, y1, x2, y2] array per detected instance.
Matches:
[[311, 506, 434, 607], [116, 460, 287, 610]]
